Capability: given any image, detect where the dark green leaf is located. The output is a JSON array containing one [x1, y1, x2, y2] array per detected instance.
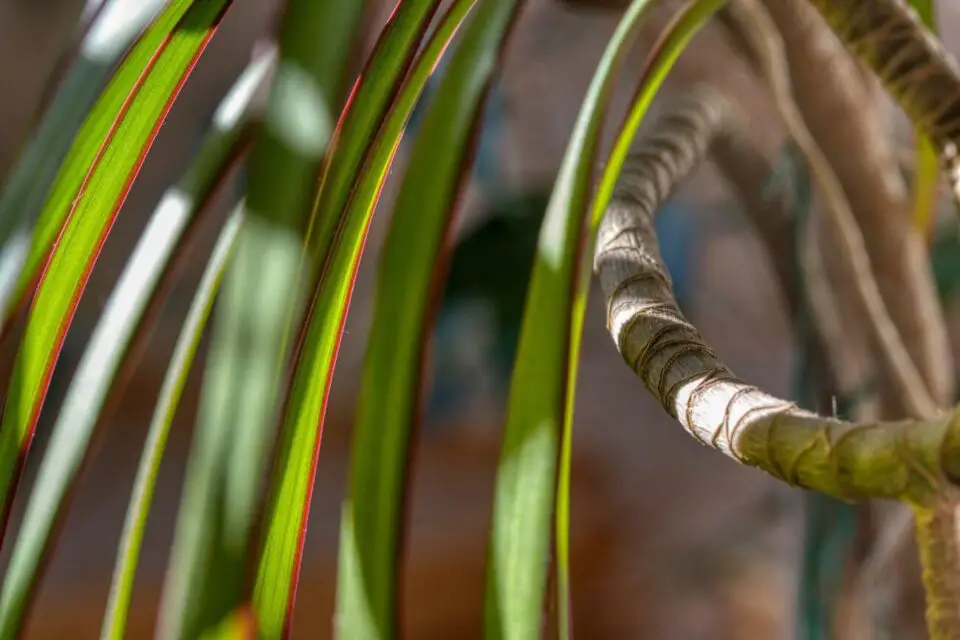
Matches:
[[333, 0, 523, 637], [158, 1, 368, 636], [253, 3, 463, 638]]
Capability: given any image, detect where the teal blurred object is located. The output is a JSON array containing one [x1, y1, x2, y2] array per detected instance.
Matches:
[[795, 361, 861, 640], [426, 190, 547, 427], [770, 140, 862, 640], [931, 218, 960, 302], [656, 198, 697, 311]]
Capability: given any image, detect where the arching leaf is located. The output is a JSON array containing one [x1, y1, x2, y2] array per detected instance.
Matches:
[[0, 1, 232, 586], [157, 1, 370, 637], [333, 0, 522, 637], [487, 1, 725, 637]]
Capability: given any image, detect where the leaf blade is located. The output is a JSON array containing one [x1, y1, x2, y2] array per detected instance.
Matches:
[[0, 0, 231, 559], [252, 3, 471, 637], [0, 3, 235, 635], [487, 0, 725, 637], [91, 49, 275, 640], [0, 0, 195, 327], [158, 1, 369, 636], [0, 0, 170, 320], [332, 1, 522, 637], [103, 207, 244, 640]]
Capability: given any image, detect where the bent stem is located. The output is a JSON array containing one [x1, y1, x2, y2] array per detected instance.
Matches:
[[593, 88, 960, 637]]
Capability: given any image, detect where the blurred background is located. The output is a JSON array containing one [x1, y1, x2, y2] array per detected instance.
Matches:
[[1, 0, 959, 637]]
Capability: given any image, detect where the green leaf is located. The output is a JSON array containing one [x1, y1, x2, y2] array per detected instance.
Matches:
[[102, 208, 243, 640], [161, 211, 305, 640], [0, 0, 187, 326], [252, 3, 464, 637], [300, 0, 443, 266], [91, 50, 274, 640], [158, 2, 367, 637], [0, 11, 250, 638], [909, 0, 939, 236], [0, 119, 251, 640], [911, 0, 935, 30], [485, 3, 652, 637], [0, 0, 231, 569], [486, 0, 724, 637], [333, 0, 522, 637]]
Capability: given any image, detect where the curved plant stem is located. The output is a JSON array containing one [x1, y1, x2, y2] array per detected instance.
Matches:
[[806, 0, 960, 145], [592, 88, 960, 503], [764, 2, 960, 634], [593, 84, 960, 636]]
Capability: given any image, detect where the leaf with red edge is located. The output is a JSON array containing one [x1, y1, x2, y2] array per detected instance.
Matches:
[[251, 2, 458, 637], [159, 0, 371, 637], [0, 45, 271, 640], [0, 0, 188, 329], [0, 4, 231, 631], [332, 0, 524, 637]]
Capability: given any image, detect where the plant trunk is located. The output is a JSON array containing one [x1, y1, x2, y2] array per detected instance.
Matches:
[[763, 0, 952, 411]]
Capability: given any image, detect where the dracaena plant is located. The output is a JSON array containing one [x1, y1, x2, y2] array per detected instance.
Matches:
[[1, 0, 960, 638]]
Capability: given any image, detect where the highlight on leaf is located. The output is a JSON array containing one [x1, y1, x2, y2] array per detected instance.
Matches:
[[0, 0, 232, 559], [255, 2, 473, 636], [0, 0, 183, 326]]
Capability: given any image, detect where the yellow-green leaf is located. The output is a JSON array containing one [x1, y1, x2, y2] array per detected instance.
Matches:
[[0, 12, 231, 623], [910, 0, 940, 236], [487, 0, 725, 638]]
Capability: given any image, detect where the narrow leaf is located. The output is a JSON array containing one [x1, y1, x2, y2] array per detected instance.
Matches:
[[299, 0, 444, 267], [0, 10, 242, 637], [0, 0, 231, 571], [334, 0, 521, 637], [486, 2, 654, 636], [38, 48, 273, 640], [103, 207, 244, 640], [487, 0, 724, 638], [253, 2, 462, 637], [0, 0, 172, 323], [157, 2, 367, 637]]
